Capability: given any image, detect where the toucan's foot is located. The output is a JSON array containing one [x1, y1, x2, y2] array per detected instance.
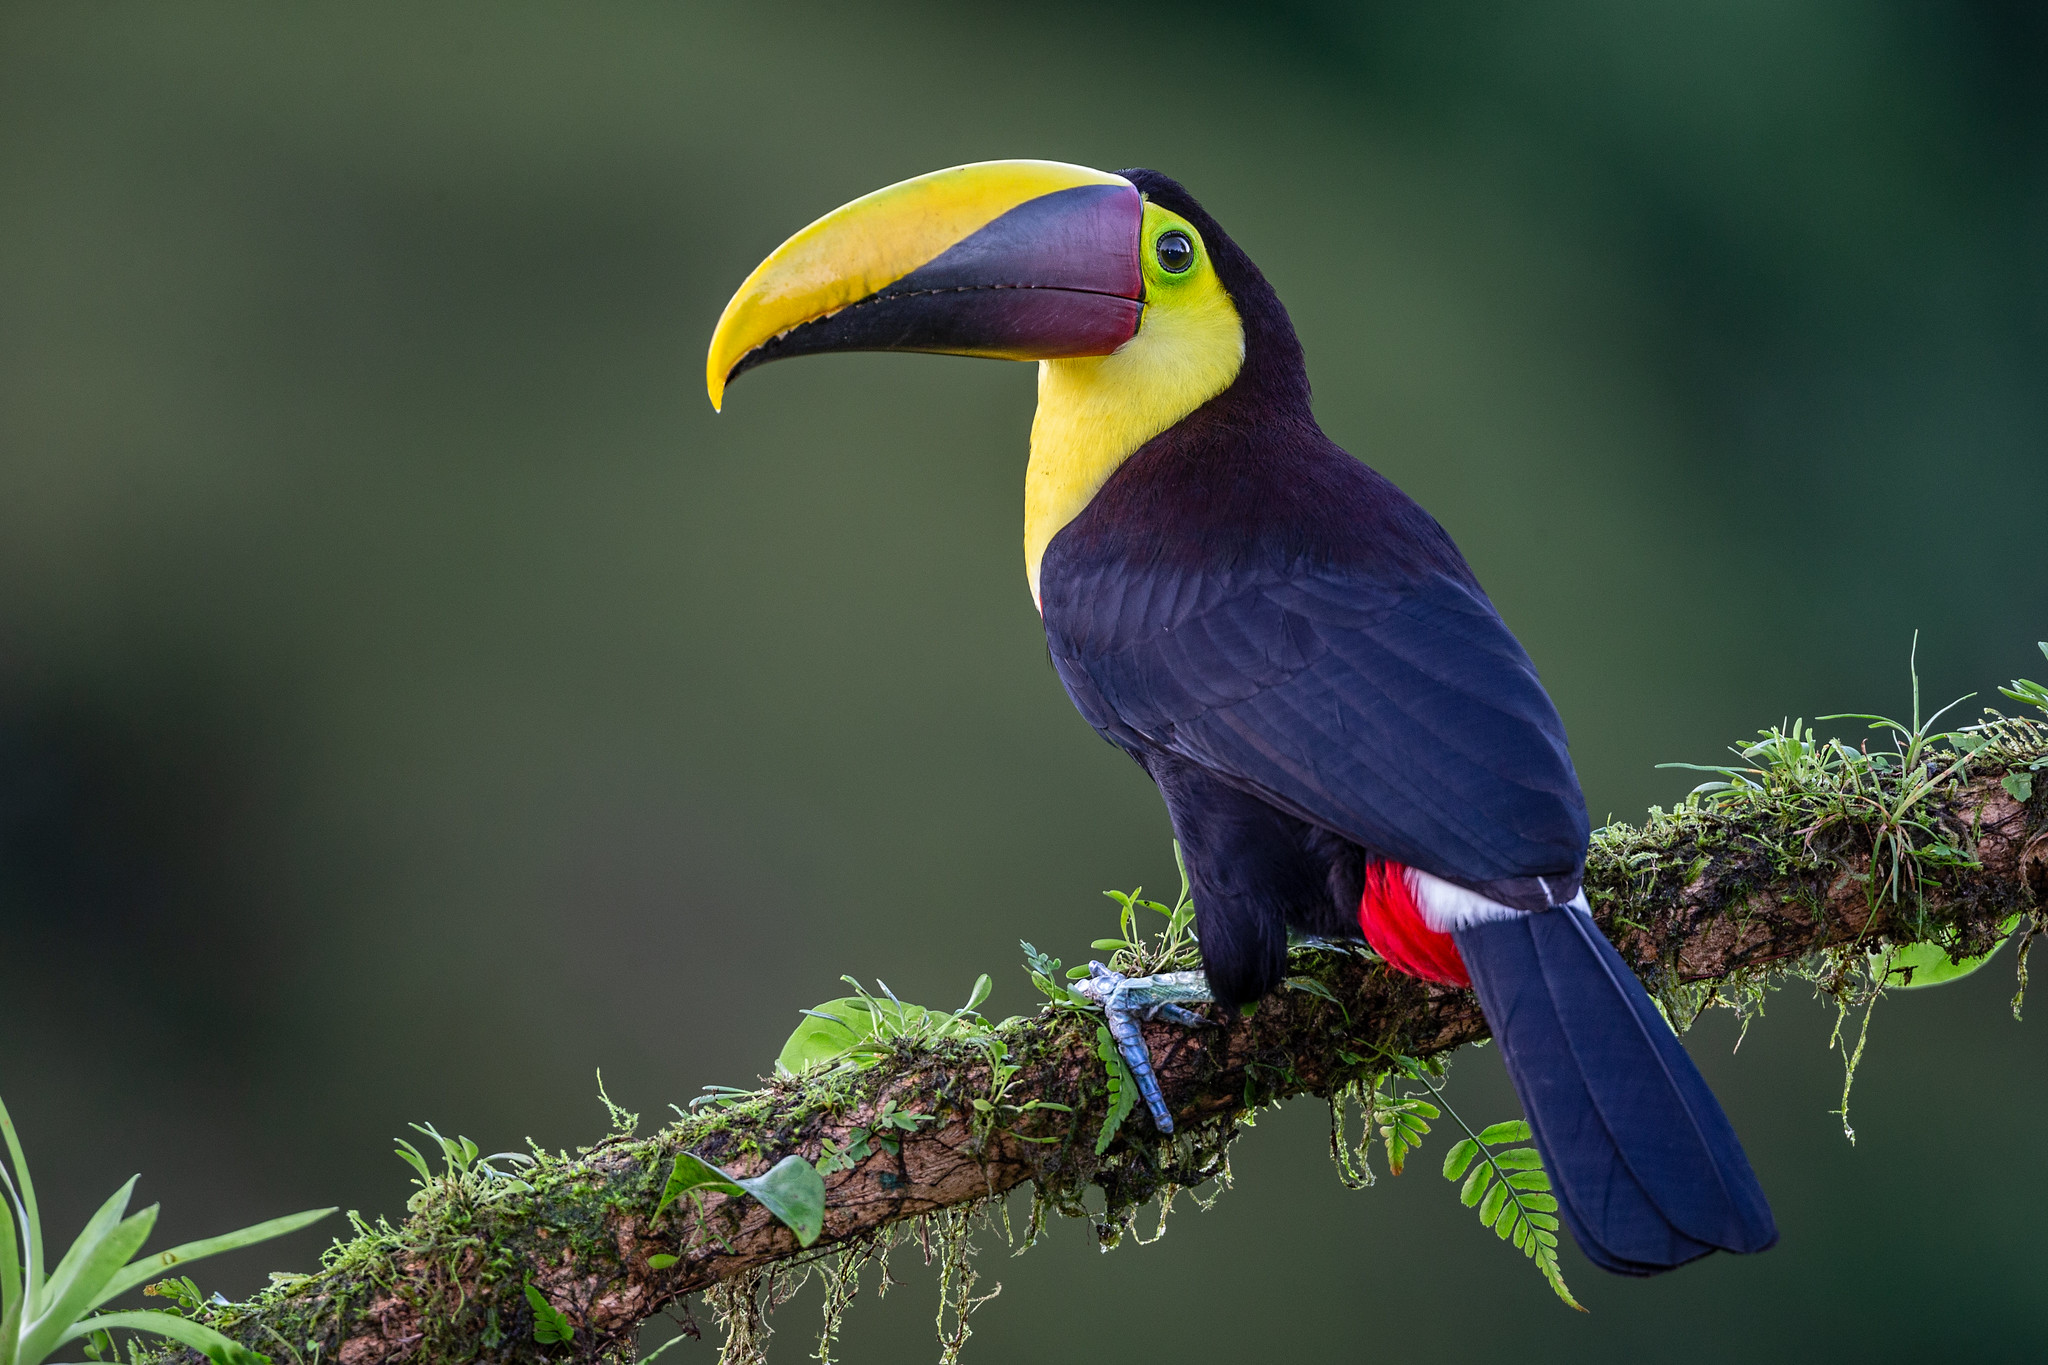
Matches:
[[1288, 934, 1362, 955], [1071, 964, 1213, 1134]]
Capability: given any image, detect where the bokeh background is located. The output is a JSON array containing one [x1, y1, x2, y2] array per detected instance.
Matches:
[[4, 2, 2045, 1360]]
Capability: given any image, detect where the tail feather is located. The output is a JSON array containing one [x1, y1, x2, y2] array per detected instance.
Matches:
[[1455, 905, 1777, 1275]]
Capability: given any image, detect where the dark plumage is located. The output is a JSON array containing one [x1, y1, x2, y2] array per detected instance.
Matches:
[[1037, 170, 1774, 1272], [1040, 169, 1589, 1004]]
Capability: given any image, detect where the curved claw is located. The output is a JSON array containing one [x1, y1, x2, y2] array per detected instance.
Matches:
[[1072, 963, 1215, 1135]]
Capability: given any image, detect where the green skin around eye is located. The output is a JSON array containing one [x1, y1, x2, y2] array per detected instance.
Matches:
[[1139, 206, 1207, 292]]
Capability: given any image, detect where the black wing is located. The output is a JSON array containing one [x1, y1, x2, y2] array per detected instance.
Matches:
[[1044, 554, 1589, 905]]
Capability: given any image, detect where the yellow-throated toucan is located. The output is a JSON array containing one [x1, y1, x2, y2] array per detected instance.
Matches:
[[707, 161, 1777, 1276]]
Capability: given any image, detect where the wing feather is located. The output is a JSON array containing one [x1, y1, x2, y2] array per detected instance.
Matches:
[[1048, 558, 1587, 892]]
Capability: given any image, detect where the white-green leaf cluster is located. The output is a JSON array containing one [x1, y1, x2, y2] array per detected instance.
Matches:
[[0, 1091, 332, 1365], [773, 974, 998, 1079], [391, 1122, 534, 1213], [1090, 842, 1201, 980]]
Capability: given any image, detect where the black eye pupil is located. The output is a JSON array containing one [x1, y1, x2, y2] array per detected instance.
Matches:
[[1155, 230, 1194, 273]]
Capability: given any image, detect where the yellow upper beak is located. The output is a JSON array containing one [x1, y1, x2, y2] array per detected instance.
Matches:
[[706, 160, 1141, 410]]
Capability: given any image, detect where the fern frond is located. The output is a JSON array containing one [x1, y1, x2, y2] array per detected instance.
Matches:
[[1374, 1095, 1436, 1176], [1091, 1027, 1137, 1155], [1421, 1091, 1583, 1310]]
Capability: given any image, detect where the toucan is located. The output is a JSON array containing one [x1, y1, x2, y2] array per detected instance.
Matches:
[[706, 161, 1777, 1276]]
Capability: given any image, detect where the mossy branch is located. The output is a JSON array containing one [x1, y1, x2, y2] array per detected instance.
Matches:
[[172, 745, 2045, 1365]]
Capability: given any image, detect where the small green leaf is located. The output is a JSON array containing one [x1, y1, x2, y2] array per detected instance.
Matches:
[[1476, 1120, 1531, 1144], [1505, 1170, 1552, 1191], [2003, 770, 2034, 802], [524, 1283, 574, 1345], [1493, 1204, 1519, 1241], [646, 1253, 678, 1270], [1460, 1164, 1493, 1207], [1065, 965, 1095, 980], [652, 1152, 743, 1225], [735, 1155, 827, 1247], [1521, 1195, 1560, 1215], [1492, 1146, 1543, 1169], [1478, 1180, 1510, 1227], [392, 1140, 433, 1184], [1283, 976, 1343, 1013], [1441, 1138, 1479, 1181], [959, 973, 993, 1015], [1091, 939, 1134, 951]]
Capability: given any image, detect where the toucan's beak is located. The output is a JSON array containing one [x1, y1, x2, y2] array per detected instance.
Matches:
[[706, 160, 1144, 409]]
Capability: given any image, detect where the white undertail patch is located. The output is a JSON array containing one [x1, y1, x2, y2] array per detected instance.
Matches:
[[1403, 868, 1589, 933]]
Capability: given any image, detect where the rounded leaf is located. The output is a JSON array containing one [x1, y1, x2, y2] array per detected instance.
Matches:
[[1874, 915, 2023, 990], [736, 1155, 828, 1247], [776, 998, 945, 1077]]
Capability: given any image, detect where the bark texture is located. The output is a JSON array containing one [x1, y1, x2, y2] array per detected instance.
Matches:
[[187, 768, 2044, 1365]]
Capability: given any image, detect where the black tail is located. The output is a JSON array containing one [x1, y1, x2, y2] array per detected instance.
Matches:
[[1454, 905, 1778, 1275]]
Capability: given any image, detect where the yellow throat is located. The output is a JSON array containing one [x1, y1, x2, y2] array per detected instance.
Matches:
[[1023, 202, 1245, 605]]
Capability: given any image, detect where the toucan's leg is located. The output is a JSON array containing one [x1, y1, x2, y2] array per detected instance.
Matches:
[[1072, 965, 1213, 1133]]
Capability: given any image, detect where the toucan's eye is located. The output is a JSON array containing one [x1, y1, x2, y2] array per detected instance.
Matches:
[[1155, 230, 1195, 274]]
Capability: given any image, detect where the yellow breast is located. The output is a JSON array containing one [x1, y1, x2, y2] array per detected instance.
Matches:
[[1023, 205, 1246, 605]]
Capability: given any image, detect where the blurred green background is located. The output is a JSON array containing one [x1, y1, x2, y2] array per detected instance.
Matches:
[[3, 2, 2044, 1360]]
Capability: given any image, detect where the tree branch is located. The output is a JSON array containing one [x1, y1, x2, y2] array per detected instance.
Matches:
[[188, 755, 2044, 1365]]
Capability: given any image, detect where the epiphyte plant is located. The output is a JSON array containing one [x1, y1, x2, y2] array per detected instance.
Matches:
[[391, 1123, 536, 1213], [0, 1089, 333, 1365]]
